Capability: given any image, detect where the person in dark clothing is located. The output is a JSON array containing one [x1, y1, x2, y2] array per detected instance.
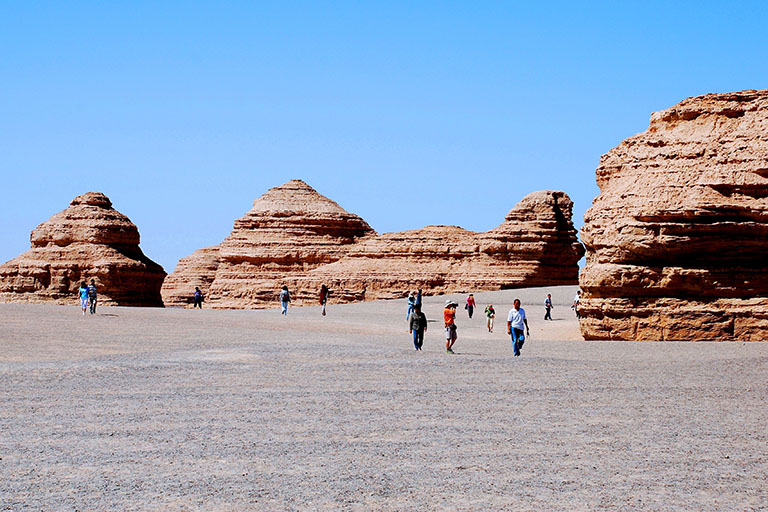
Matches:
[[279, 285, 291, 315], [87, 279, 98, 314], [193, 287, 204, 309], [544, 293, 553, 320], [320, 284, 331, 316], [409, 304, 428, 351]]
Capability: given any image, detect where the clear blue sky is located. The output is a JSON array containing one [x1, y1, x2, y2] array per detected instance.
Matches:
[[2, 1, 766, 272]]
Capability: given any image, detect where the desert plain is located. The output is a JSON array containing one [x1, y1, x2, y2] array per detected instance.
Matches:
[[1, 285, 766, 511]]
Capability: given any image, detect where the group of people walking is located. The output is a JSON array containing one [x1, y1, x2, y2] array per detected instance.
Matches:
[[77, 279, 98, 315], [430, 296, 530, 355], [406, 291, 584, 356]]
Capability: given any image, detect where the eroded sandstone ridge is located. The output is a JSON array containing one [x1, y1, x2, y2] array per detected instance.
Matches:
[[0, 192, 166, 306], [579, 89, 768, 341], [163, 181, 583, 308], [310, 190, 584, 301]]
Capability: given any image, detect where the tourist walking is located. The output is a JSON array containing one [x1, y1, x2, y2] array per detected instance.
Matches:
[[409, 304, 428, 351], [466, 294, 476, 319], [193, 287, 204, 309], [87, 279, 98, 314], [320, 284, 330, 316], [485, 304, 495, 332], [415, 288, 423, 307], [406, 291, 416, 321], [572, 290, 581, 319], [544, 293, 553, 320], [507, 298, 530, 357], [279, 285, 291, 315], [444, 299, 458, 354], [78, 281, 89, 315]]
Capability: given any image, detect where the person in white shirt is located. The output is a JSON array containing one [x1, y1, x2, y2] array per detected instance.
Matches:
[[507, 298, 530, 357], [572, 290, 581, 319]]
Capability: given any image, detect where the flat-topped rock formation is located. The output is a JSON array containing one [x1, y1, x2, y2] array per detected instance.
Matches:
[[579, 89, 768, 341], [0, 192, 166, 306], [163, 182, 584, 308]]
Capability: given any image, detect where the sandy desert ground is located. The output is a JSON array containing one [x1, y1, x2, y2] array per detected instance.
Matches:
[[1, 285, 766, 511]]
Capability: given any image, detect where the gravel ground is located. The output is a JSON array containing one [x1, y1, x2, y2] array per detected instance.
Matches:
[[1, 285, 766, 511]]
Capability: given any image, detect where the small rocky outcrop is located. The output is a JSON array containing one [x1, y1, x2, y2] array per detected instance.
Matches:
[[579, 89, 768, 341], [0, 192, 166, 306], [159, 246, 221, 306], [163, 182, 584, 308]]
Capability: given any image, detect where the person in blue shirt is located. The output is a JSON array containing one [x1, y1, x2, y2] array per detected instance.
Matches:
[[78, 281, 89, 316]]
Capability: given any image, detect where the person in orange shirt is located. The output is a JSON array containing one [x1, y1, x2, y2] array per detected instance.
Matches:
[[444, 299, 458, 354]]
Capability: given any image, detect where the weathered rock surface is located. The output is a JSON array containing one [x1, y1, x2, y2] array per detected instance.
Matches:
[[0, 192, 166, 306], [309, 190, 584, 301], [579, 89, 768, 341], [159, 246, 221, 306], [162, 180, 376, 307], [163, 182, 584, 308]]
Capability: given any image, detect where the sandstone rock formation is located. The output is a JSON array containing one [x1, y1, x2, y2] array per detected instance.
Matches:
[[579, 89, 768, 341], [163, 181, 584, 308], [158, 246, 220, 306], [309, 190, 584, 301], [0, 192, 166, 306]]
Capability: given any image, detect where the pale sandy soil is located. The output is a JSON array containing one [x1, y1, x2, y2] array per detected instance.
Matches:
[[0, 285, 766, 511]]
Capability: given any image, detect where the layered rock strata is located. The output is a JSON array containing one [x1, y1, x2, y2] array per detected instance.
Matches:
[[163, 182, 584, 308], [579, 89, 768, 341], [158, 246, 221, 306], [309, 191, 584, 301], [0, 192, 166, 306]]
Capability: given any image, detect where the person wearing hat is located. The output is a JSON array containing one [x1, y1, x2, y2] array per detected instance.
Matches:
[[444, 299, 458, 354]]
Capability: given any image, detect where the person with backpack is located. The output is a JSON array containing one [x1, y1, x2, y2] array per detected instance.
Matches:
[[466, 294, 476, 319], [572, 290, 581, 319], [279, 285, 291, 315], [87, 279, 98, 314], [193, 287, 204, 309], [409, 304, 428, 351]]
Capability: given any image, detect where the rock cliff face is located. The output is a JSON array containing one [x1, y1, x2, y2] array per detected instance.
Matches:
[[163, 182, 584, 308], [0, 192, 166, 306], [579, 89, 768, 341]]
